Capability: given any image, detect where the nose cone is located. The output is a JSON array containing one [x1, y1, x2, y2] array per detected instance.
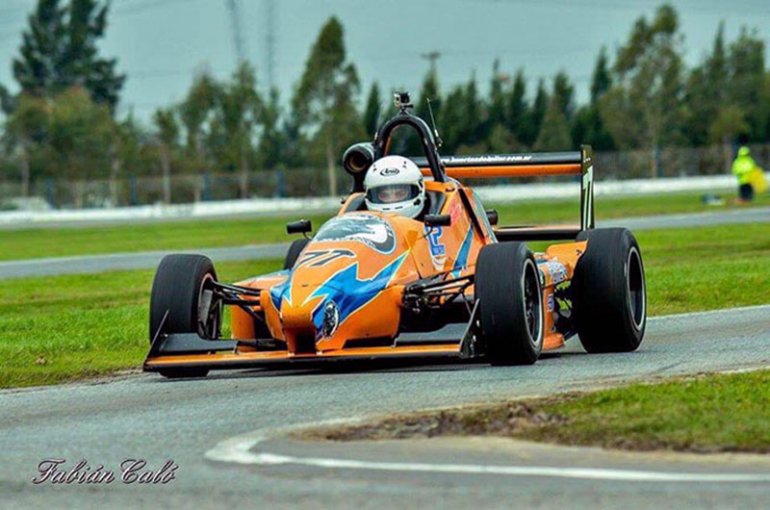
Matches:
[[270, 246, 408, 350], [283, 247, 407, 325], [268, 213, 420, 352]]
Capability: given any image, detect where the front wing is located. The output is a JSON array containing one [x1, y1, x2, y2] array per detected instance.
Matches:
[[143, 320, 478, 372]]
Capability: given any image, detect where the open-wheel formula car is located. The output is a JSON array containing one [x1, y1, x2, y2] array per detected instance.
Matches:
[[144, 94, 646, 378]]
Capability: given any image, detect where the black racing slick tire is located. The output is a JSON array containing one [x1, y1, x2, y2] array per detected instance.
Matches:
[[475, 242, 544, 365], [283, 238, 310, 269], [573, 228, 646, 353], [149, 254, 220, 379]]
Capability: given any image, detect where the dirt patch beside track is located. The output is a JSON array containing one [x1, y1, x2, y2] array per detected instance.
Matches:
[[296, 369, 770, 454]]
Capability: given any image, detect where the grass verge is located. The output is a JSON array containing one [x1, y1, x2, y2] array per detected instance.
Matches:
[[0, 259, 282, 389], [1, 189, 767, 261], [0, 222, 768, 388], [307, 370, 770, 454], [634, 223, 770, 315]]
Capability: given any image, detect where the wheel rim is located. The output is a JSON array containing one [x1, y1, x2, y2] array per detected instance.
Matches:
[[626, 247, 645, 331], [521, 259, 543, 348], [197, 273, 222, 339]]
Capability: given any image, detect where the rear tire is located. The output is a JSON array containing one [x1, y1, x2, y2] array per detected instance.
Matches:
[[150, 254, 219, 378], [573, 228, 646, 353], [284, 239, 309, 269], [475, 242, 544, 365]]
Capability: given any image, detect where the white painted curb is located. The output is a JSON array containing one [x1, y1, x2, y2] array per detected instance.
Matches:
[[204, 429, 770, 483]]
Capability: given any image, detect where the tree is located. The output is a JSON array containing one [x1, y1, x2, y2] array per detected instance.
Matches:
[[764, 74, 770, 142], [590, 46, 612, 104], [507, 69, 529, 144], [291, 17, 363, 196], [107, 114, 129, 205], [710, 104, 749, 172], [207, 62, 262, 198], [178, 70, 217, 169], [13, 0, 66, 100], [572, 48, 615, 150], [487, 59, 507, 130], [47, 86, 114, 206], [463, 75, 484, 147], [552, 71, 575, 120], [256, 87, 287, 171], [726, 27, 767, 141], [407, 68, 441, 154], [111, 113, 151, 204], [599, 3, 686, 162], [4, 94, 50, 197], [12, 0, 125, 111], [438, 85, 466, 154], [486, 123, 525, 153], [153, 107, 179, 204], [571, 105, 615, 151], [416, 68, 441, 126], [280, 114, 306, 170], [683, 23, 727, 146], [524, 78, 548, 147], [0, 84, 16, 114], [535, 94, 573, 151], [481, 60, 519, 152], [438, 77, 489, 154], [65, 0, 124, 109], [363, 82, 381, 136]]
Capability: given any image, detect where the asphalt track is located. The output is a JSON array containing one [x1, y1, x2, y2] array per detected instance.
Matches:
[[1, 305, 769, 509], [1, 207, 768, 279]]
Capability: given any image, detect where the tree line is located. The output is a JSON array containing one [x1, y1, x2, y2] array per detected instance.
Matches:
[[2, 1, 769, 202]]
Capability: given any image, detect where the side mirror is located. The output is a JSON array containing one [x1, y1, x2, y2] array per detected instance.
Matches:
[[286, 219, 312, 235], [486, 209, 499, 226], [424, 214, 451, 227]]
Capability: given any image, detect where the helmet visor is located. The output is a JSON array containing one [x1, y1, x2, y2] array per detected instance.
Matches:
[[366, 184, 420, 204]]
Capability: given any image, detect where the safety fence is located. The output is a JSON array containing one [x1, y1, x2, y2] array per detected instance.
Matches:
[[1, 143, 767, 210]]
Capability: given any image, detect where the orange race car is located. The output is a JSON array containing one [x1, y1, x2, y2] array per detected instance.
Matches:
[[144, 93, 646, 378]]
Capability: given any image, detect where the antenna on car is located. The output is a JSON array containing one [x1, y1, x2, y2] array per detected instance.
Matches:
[[426, 97, 443, 148]]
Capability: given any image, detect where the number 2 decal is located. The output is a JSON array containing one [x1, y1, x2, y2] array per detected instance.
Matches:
[[426, 226, 447, 269]]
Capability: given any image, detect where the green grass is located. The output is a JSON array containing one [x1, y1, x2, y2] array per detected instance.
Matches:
[[1, 189, 767, 261], [636, 223, 770, 315], [0, 222, 768, 389], [531, 222, 770, 315], [0, 213, 332, 261], [519, 370, 770, 452], [319, 370, 770, 452], [0, 259, 282, 389]]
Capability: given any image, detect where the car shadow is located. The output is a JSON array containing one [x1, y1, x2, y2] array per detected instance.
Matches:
[[144, 356, 494, 383], [145, 347, 594, 383]]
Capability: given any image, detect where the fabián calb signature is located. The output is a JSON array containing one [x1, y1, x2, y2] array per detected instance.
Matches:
[[32, 458, 178, 485]]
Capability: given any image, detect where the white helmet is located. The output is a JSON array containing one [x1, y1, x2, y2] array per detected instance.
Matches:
[[364, 155, 426, 219]]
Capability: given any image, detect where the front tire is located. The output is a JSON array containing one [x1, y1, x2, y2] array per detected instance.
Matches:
[[283, 238, 309, 269], [149, 254, 220, 378], [573, 228, 646, 353], [475, 242, 544, 365]]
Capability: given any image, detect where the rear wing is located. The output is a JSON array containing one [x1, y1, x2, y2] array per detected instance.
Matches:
[[413, 146, 595, 241]]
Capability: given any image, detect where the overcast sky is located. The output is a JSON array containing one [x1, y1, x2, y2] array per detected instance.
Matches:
[[0, 0, 768, 123]]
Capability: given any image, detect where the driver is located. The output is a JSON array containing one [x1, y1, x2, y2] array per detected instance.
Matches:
[[363, 155, 426, 219]]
